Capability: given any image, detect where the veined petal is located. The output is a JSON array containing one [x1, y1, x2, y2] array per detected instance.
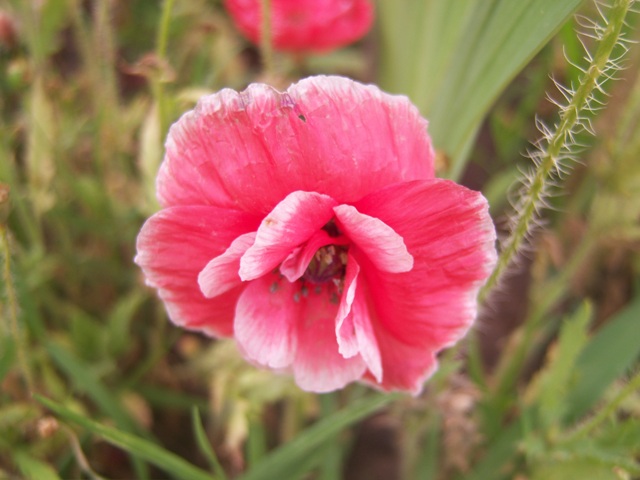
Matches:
[[335, 253, 360, 358], [333, 204, 413, 273], [157, 77, 434, 213], [234, 273, 368, 390], [351, 279, 383, 383], [279, 229, 335, 282], [135, 206, 260, 337], [198, 232, 256, 298], [239, 191, 337, 281], [354, 179, 497, 392], [234, 274, 299, 369], [293, 286, 366, 392], [335, 253, 382, 381], [363, 334, 438, 395]]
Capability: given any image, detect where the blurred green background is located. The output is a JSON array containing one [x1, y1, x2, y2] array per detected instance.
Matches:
[[1, 0, 639, 479]]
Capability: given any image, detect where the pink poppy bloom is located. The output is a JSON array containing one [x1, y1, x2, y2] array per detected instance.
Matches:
[[224, 0, 374, 53], [135, 76, 497, 394]]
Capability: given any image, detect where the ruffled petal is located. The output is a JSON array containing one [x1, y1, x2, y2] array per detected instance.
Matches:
[[354, 179, 497, 392], [279, 229, 335, 282], [158, 76, 434, 212], [234, 274, 300, 369], [333, 204, 413, 273], [335, 254, 382, 381], [239, 191, 337, 281], [135, 206, 260, 336], [234, 272, 368, 390], [198, 232, 256, 298], [351, 282, 383, 382], [335, 253, 360, 358]]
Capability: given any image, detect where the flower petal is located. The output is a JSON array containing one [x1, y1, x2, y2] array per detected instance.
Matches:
[[158, 77, 434, 212], [225, 0, 374, 53], [239, 191, 337, 281], [293, 286, 367, 392], [135, 206, 260, 336], [354, 179, 497, 392], [279, 229, 335, 282], [363, 334, 438, 395], [334, 204, 413, 273], [198, 232, 256, 298], [335, 254, 383, 381], [234, 274, 299, 369], [335, 253, 360, 358]]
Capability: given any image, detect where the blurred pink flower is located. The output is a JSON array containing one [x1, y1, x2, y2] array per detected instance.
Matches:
[[224, 0, 374, 53], [135, 76, 497, 394]]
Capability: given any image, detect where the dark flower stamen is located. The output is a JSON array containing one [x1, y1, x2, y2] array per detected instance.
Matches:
[[303, 244, 348, 284]]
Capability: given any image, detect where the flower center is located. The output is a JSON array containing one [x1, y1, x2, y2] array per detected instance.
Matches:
[[302, 244, 348, 284], [301, 220, 348, 285]]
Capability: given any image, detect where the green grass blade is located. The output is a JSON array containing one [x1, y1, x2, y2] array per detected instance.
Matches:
[[237, 393, 400, 480], [46, 342, 142, 435], [377, 0, 585, 180], [191, 407, 228, 480], [35, 395, 214, 480]]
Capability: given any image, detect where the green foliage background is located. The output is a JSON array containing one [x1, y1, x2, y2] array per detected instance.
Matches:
[[0, 0, 639, 479]]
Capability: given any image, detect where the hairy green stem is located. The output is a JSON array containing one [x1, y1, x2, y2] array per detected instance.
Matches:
[[479, 0, 633, 302], [0, 224, 34, 394]]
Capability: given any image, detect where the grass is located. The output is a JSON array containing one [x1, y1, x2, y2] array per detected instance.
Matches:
[[0, 0, 639, 479]]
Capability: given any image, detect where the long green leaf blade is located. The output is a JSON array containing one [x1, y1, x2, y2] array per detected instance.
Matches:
[[238, 393, 400, 480], [35, 395, 214, 480], [377, 0, 585, 180]]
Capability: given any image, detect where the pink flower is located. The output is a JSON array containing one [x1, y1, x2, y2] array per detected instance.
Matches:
[[224, 0, 374, 53], [135, 76, 497, 394]]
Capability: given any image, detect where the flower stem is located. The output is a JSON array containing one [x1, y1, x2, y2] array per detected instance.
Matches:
[[0, 223, 34, 395], [260, 0, 275, 76], [479, 0, 633, 302], [155, 0, 175, 137]]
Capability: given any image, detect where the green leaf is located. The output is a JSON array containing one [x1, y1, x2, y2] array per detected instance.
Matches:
[[42, 344, 153, 479], [377, 0, 585, 180], [529, 457, 622, 480], [237, 393, 400, 480], [529, 303, 592, 430], [46, 342, 141, 435], [13, 451, 62, 480], [106, 290, 145, 358], [413, 414, 441, 480], [0, 402, 39, 430], [191, 407, 228, 480], [246, 418, 268, 468], [35, 395, 214, 480], [0, 335, 16, 384], [565, 296, 640, 423], [462, 419, 523, 480], [596, 418, 640, 452]]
